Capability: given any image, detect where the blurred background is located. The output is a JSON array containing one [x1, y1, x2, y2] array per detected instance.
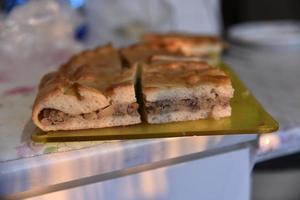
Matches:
[[1, 0, 300, 199]]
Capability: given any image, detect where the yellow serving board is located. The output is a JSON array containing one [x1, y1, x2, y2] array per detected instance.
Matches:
[[31, 63, 279, 142]]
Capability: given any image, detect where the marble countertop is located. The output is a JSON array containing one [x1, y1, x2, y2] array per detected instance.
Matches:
[[224, 46, 300, 161]]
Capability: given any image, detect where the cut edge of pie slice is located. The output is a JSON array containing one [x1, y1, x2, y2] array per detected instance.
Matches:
[[32, 44, 141, 131], [141, 61, 234, 124]]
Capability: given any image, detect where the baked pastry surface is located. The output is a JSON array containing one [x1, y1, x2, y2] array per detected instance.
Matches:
[[32, 34, 233, 131], [32, 44, 141, 131], [141, 32, 225, 57], [141, 61, 234, 123]]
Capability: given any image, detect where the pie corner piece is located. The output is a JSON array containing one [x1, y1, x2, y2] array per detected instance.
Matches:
[[32, 45, 141, 132], [141, 61, 234, 124], [141, 32, 225, 56]]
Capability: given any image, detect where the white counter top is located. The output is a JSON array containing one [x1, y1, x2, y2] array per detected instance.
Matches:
[[225, 46, 300, 161]]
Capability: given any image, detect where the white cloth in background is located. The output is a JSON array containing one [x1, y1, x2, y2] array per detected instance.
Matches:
[[85, 0, 174, 47], [84, 0, 221, 47], [166, 0, 222, 35]]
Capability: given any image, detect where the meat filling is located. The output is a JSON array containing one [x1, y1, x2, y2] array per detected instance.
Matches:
[[39, 102, 139, 126], [145, 97, 230, 115]]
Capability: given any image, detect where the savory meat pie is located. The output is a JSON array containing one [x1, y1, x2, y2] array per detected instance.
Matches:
[[32, 44, 141, 131], [121, 42, 219, 67], [141, 61, 234, 123], [141, 32, 226, 65]]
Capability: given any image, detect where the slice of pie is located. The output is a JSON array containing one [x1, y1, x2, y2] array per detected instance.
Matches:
[[32, 44, 141, 131], [141, 32, 226, 64], [141, 61, 234, 124]]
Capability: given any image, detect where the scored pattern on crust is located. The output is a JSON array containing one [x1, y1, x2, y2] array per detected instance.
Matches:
[[141, 32, 226, 56]]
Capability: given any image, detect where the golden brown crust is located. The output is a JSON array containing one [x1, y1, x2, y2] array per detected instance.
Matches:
[[142, 61, 231, 90], [32, 44, 139, 131], [121, 33, 225, 67], [120, 42, 216, 66], [120, 43, 178, 66], [61, 44, 121, 74], [142, 32, 222, 44], [141, 32, 226, 56], [32, 34, 232, 130]]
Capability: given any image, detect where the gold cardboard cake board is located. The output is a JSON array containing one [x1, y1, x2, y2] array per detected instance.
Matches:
[[32, 63, 279, 142]]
